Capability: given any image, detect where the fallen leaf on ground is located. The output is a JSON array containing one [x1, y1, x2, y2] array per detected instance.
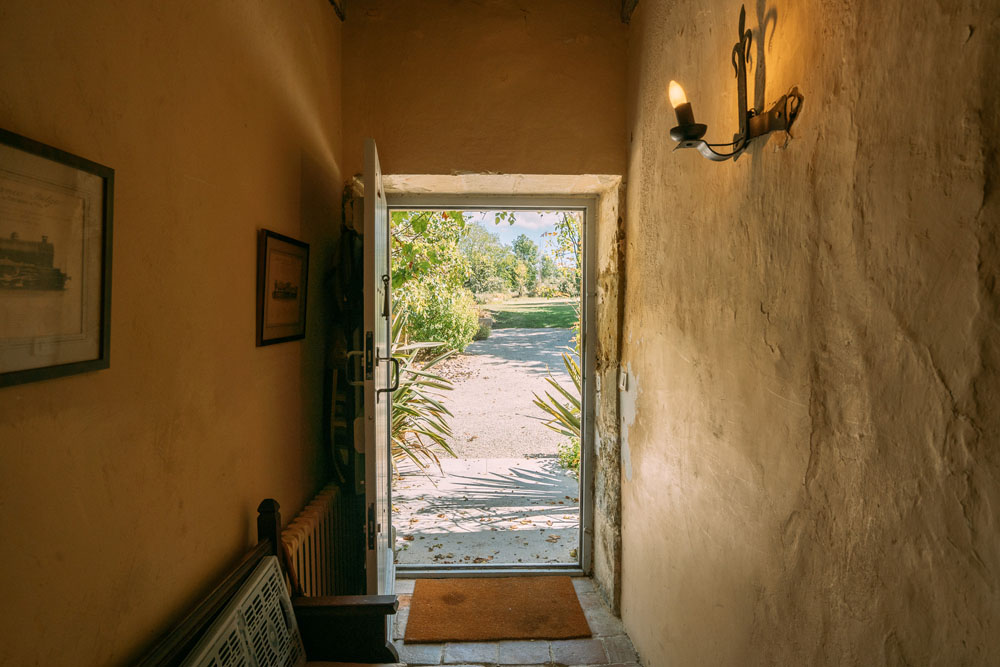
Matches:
[[402, 535, 414, 541], [436, 514, 446, 518], [546, 520, 553, 526], [570, 549, 578, 557], [546, 534, 562, 543]]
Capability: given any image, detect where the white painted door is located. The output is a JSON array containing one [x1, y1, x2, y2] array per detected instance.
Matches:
[[363, 138, 395, 597]]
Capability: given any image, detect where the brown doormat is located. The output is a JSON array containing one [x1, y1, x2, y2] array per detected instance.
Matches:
[[404, 576, 591, 643]]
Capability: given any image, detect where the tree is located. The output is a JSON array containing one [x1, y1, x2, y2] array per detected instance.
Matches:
[[391, 210, 467, 289], [544, 212, 582, 296], [459, 223, 516, 295], [538, 254, 558, 281], [391, 210, 479, 351], [512, 234, 539, 295]]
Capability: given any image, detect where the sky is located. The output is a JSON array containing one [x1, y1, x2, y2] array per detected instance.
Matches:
[[462, 210, 562, 252]]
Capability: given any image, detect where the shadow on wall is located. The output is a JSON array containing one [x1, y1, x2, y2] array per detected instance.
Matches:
[[297, 150, 342, 483], [753, 1, 779, 113]]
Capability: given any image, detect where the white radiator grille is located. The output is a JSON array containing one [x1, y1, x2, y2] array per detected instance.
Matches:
[[281, 483, 340, 596], [182, 556, 306, 667]]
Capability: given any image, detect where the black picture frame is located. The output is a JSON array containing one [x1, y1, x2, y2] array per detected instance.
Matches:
[[0, 128, 114, 388], [256, 229, 309, 346]]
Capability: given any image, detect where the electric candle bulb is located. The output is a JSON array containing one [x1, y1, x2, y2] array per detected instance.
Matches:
[[668, 80, 687, 109]]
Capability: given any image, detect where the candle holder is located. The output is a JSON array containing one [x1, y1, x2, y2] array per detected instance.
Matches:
[[669, 5, 803, 162]]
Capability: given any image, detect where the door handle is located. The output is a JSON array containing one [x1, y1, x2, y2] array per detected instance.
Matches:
[[377, 356, 400, 396]]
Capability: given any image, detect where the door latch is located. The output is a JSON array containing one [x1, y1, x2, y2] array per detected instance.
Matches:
[[381, 274, 390, 318], [365, 331, 374, 380], [367, 503, 376, 550]]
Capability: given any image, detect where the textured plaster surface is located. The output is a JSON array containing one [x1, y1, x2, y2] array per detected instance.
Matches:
[[343, 0, 627, 177], [0, 1, 343, 664], [593, 183, 626, 613], [621, 1, 1000, 665]]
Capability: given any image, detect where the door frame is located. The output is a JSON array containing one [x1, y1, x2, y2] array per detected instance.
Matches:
[[386, 194, 597, 578]]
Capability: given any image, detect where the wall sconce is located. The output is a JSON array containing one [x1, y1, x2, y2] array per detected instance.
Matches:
[[669, 5, 803, 162]]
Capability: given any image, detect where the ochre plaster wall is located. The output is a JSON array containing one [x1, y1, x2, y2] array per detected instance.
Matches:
[[621, 1, 999, 665], [0, 2, 343, 664], [342, 0, 627, 177]]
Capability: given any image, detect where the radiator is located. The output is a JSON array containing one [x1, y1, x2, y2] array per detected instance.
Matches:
[[281, 483, 342, 597]]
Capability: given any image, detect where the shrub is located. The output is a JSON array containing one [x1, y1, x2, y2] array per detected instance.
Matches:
[[473, 315, 492, 341], [479, 274, 511, 296], [533, 283, 566, 299], [397, 277, 479, 352]]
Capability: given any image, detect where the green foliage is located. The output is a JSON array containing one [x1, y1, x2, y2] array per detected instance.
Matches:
[[460, 224, 517, 296], [557, 438, 580, 477], [391, 210, 467, 290], [398, 276, 479, 352], [540, 212, 582, 297], [390, 315, 457, 470], [533, 304, 582, 475], [532, 349, 581, 441], [473, 317, 492, 341], [392, 210, 478, 352], [512, 234, 539, 295], [538, 254, 558, 281], [460, 223, 566, 298]]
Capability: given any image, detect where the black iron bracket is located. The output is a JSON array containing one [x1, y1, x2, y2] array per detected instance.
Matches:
[[670, 5, 804, 162]]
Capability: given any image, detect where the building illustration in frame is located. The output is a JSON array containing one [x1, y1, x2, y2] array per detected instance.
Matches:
[[0, 232, 70, 290]]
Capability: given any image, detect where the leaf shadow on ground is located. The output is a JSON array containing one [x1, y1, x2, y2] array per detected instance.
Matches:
[[468, 328, 574, 378], [401, 459, 579, 525]]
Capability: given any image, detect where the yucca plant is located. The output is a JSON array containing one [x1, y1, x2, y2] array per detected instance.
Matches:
[[532, 347, 582, 475], [390, 313, 457, 471]]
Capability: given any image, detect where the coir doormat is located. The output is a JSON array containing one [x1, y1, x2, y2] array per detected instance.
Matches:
[[403, 576, 592, 642]]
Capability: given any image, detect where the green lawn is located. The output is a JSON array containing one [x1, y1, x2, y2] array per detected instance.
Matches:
[[484, 297, 577, 329]]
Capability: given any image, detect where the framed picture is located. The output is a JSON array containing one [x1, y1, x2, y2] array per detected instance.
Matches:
[[256, 229, 309, 346], [0, 128, 113, 388]]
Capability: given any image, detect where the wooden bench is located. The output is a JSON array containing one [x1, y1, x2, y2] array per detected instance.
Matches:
[[136, 498, 398, 666]]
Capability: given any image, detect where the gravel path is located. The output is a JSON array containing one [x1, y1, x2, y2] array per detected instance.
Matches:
[[436, 328, 575, 458]]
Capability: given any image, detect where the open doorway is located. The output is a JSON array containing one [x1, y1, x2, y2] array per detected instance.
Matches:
[[387, 200, 595, 576]]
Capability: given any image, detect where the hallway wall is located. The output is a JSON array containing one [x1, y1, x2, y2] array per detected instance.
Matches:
[[342, 0, 627, 177], [621, 1, 999, 665], [0, 1, 343, 663]]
